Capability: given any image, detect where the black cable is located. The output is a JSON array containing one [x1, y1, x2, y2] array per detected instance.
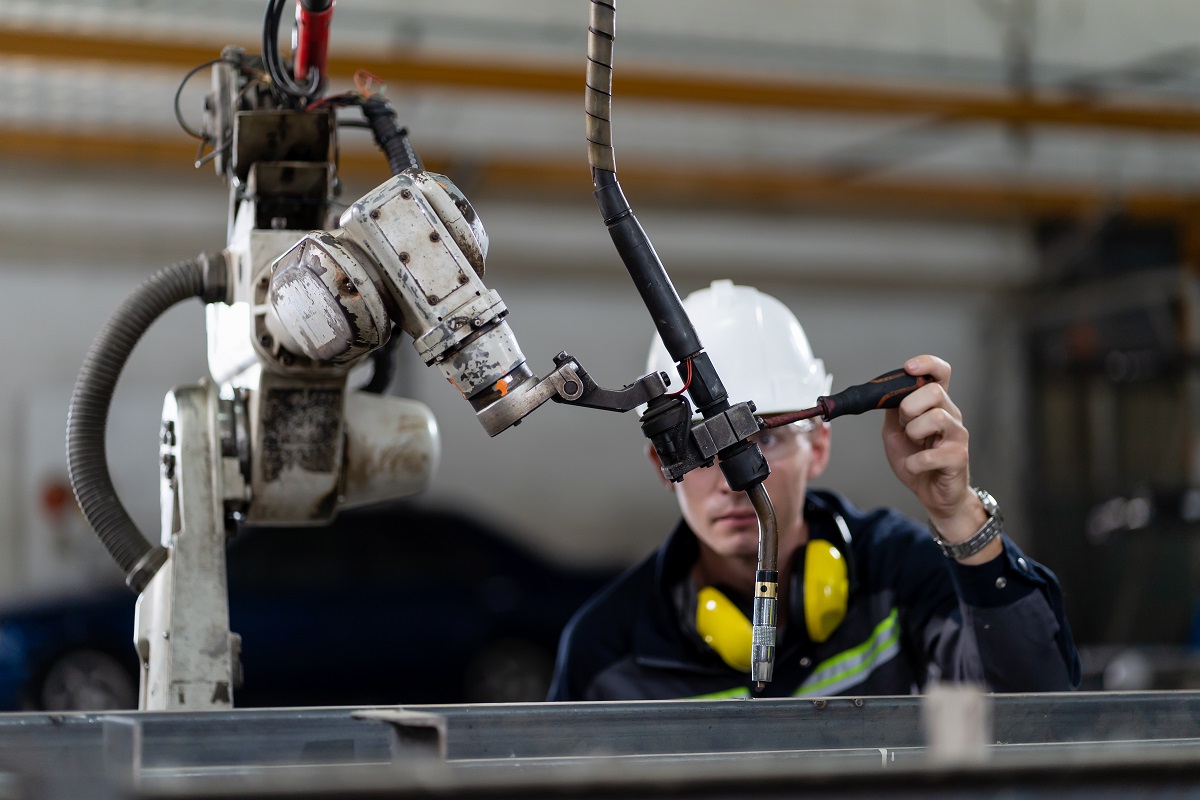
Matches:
[[585, 1, 768, 497], [361, 327, 401, 394], [174, 57, 243, 140], [194, 137, 232, 169], [361, 96, 422, 176], [262, 0, 290, 105], [262, 0, 318, 106]]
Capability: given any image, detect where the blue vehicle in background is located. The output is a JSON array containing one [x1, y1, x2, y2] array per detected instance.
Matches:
[[0, 502, 620, 711]]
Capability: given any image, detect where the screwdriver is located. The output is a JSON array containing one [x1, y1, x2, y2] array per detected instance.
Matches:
[[758, 368, 934, 429]]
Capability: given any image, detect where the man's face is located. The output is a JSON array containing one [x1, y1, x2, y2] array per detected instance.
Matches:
[[661, 423, 831, 561]]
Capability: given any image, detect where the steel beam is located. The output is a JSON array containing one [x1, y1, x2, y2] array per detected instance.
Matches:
[[2, 694, 1200, 798], [0, 128, 1197, 224], [364, 692, 1200, 760]]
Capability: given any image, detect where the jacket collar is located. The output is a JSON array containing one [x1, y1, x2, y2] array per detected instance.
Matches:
[[630, 518, 727, 673], [632, 489, 849, 672]]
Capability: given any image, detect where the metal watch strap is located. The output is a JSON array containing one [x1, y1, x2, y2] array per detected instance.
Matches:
[[928, 487, 1003, 559]]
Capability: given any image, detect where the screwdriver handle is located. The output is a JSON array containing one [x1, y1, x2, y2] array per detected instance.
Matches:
[[818, 369, 933, 421]]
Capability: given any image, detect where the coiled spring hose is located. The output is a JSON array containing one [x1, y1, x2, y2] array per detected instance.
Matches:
[[362, 96, 423, 177], [66, 253, 225, 593]]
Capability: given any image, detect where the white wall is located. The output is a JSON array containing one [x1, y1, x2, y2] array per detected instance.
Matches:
[[0, 162, 221, 598], [1, 278, 210, 599]]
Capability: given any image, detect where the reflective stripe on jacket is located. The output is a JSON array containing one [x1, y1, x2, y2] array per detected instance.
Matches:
[[546, 489, 1080, 702]]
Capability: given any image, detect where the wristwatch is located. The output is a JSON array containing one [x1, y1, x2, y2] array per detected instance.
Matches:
[[928, 487, 1003, 559]]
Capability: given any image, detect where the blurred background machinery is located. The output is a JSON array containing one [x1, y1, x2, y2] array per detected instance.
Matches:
[[0, 502, 617, 711]]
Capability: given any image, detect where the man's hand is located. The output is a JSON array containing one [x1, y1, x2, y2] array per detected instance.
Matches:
[[882, 355, 999, 564]]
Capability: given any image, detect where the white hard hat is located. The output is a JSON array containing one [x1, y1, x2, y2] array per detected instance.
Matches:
[[646, 280, 832, 416]]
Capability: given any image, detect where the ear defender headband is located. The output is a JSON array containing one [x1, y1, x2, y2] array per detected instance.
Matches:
[[695, 517, 852, 671]]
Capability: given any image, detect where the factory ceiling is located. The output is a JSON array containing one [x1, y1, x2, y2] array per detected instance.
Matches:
[[4, 0, 1200, 225]]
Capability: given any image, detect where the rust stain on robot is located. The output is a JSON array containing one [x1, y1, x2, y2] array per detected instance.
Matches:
[[331, 262, 359, 299], [378, 445, 429, 481], [260, 388, 341, 480], [301, 238, 330, 275], [344, 437, 430, 488], [451, 347, 501, 388], [451, 193, 476, 225]]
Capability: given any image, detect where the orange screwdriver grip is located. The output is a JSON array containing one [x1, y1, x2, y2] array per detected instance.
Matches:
[[818, 370, 933, 420]]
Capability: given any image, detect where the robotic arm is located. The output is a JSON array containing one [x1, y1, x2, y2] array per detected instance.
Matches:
[[68, 0, 779, 710], [264, 169, 551, 437]]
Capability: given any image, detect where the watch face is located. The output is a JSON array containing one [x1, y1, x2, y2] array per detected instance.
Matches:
[[975, 488, 1000, 519]]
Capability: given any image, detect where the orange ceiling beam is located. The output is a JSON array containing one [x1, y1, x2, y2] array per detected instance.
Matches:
[[5, 27, 1200, 134], [2, 127, 1196, 224]]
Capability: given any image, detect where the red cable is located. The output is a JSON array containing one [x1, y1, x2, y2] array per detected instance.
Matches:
[[666, 358, 694, 397], [294, 0, 334, 90]]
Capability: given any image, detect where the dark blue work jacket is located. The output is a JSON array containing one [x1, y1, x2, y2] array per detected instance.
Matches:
[[547, 489, 1080, 701]]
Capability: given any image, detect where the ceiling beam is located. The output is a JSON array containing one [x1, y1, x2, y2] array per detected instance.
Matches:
[[4, 27, 1200, 134], [2, 127, 1196, 224]]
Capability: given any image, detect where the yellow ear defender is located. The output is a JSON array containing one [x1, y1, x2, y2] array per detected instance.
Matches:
[[696, 586, 754, 672], [802, 540, 849, 643], [695, 539, 850, 671]]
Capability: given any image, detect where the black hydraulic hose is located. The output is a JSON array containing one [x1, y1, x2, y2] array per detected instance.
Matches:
[[586, 1, 731, 420], [67, 253, 226, 593], [361, 96, 422, 177], [586, 0, 777, 685], [593, 174, 707, 367], [262, 0, 318, 106], [586, 3, 702, 367]]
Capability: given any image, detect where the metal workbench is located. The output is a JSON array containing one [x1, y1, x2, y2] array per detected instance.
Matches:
[[2, 691, 1200, 799]]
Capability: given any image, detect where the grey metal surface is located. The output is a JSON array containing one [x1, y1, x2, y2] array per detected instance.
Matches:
[[0, 692, 1199, 798], [0, 708, 392, 772], [374, 692, 1200, 760], [131, 751, 1200, 800]]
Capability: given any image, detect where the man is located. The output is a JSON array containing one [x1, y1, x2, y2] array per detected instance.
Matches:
[[547, 280, 1079, 701]]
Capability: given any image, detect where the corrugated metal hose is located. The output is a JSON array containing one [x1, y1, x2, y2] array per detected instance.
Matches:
[[66, 253, 225, 593]]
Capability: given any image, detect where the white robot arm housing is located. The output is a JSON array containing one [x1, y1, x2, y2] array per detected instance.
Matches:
[[265, 169, 547, 436]]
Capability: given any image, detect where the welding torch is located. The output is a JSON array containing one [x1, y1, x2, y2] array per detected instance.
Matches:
[[585, 0, 782, 687], [728, 368, 930, 690], [583, 1, 935, 691]]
